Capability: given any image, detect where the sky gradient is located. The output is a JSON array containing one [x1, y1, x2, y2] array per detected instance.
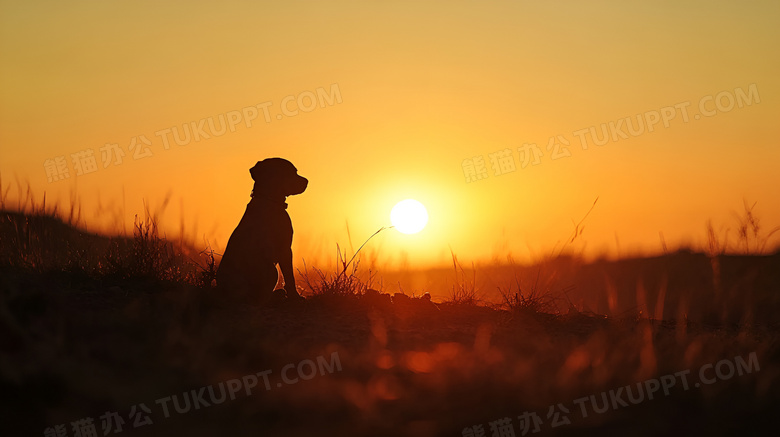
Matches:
[[2, 1, 779, 269]]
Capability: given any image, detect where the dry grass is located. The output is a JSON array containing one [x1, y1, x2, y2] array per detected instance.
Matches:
[[298, 227, 390, 298], [299, 246, 374, 297], [496, 272, 561, 315], [442, 249, 482, 306], [705, 199, 780, 256], [0, 193, 209, 290]]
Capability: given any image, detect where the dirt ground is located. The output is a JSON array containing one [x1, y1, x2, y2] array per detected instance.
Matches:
[[3, 270, 778, 436]]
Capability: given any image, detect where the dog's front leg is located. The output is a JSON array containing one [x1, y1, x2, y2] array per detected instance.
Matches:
[[279, 250, 303, 299]]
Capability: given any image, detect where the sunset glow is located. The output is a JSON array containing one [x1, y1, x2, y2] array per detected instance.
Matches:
[[0, 1, 778, 270], [390, 199, 428, 234]]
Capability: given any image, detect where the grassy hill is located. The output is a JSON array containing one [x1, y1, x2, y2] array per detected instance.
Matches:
[[1, 209, 779, 436]]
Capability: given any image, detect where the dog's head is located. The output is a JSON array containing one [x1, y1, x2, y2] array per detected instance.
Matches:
[[250, 158, 308, 198]]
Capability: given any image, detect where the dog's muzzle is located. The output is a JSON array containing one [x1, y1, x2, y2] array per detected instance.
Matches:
[[291, 176, 308, 195]]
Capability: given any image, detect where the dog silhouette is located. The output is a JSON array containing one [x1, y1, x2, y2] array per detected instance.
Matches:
[[217, 158, 307, 302]]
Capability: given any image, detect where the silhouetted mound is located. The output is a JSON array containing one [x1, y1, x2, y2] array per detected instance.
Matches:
[[2, 210, 779, 436]]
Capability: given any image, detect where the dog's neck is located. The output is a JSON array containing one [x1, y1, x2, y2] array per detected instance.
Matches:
[[250, 194, 288, 209]]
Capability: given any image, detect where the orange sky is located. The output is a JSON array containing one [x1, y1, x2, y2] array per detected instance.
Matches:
[[2, 1, 779, 270]]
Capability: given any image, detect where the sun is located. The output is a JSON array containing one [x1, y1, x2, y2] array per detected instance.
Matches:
[[390, 199, 429, 234]]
